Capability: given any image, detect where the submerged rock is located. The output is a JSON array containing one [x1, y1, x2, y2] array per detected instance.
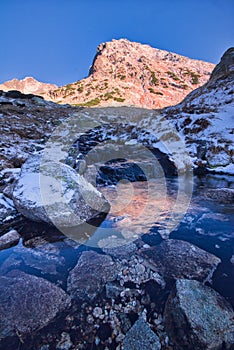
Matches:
[[0, 229, 20, 251], [67, 251, 117, 301], [13, 154, 110, 228], [206, 188, 234, 204], [0, 270, 71, 338], [138, 239, 220, 283], [164, 279, 234, 350], [100, 240, 137, 259], [0, 245, 66, 277], [123, 317, 161, 350]]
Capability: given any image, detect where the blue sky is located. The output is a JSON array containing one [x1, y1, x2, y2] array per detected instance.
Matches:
[[0, 0, 233, 86]]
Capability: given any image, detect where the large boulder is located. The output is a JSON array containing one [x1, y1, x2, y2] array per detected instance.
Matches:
[[0, 270, 71, 339], [13, 155, 110, 228], [138, 239, 221, 283], [123, 317, 161, 350], [164, 279, 234, 350], [67, 251, 117, 301]]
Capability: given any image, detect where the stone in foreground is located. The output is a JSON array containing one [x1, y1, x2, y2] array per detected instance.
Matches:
[[0, 270, 71, 338], [67, 251, 117, 301], [123, 317, 161, 350], [164, 279, 234, 350], [138, 239, 220, 283], [13, 155, 110, 227]]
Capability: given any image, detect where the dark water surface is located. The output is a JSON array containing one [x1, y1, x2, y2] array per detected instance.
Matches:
[[0, 174, 233, 306], [0, 174, 234, 350]]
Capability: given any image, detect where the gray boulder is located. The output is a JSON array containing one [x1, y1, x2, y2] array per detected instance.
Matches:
[[164, 279, 234, 350], [138, 239, 220, 283], [0, 270, 71, 338], [67, 251, 117, 301], [123, 317, 161, 350], [0, 229, 20, 251], [13, 155, 110, 228]]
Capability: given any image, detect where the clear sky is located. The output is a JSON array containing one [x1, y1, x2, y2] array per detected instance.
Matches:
[[0, 0, 233, 86]]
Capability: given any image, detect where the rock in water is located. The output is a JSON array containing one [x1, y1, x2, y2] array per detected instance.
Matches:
[[0, 270, 71, 338], [13, 154, 110, 227], [123, 317, 161, 350], [138, 239, 220, 282], [67, 251, 117, 301], [206, 188, 234, 204], [164, 279, 234, 350]]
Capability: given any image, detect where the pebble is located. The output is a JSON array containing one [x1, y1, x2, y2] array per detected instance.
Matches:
[[122, 268, 128, 276], [95, 337, 100, 346], [116, 333, 125, 343], [93, 307, 103, 318], [143, 244, 150, 248], [86, 315, 94, 324], [56, 332, 73, 350], [154, 315, 162, 325], [135, 263, 146, 274]]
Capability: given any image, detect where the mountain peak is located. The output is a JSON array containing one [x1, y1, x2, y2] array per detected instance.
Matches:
[[1, 39, 215, 108], [0, 76, 57, 97], [73, 38, 215, 108], [22, 76, 39, 82]]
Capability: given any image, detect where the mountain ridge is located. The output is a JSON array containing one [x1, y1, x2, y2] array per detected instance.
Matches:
[[0, 38, 215, 109]]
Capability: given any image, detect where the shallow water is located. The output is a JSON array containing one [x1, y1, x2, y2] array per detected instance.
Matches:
[[1, 174, 233, 306], [0, 173, 234, 350]]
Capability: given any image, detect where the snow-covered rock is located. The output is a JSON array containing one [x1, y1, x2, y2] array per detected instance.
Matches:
[[160, 47, 234, 173], [13, 154, 110, 228]]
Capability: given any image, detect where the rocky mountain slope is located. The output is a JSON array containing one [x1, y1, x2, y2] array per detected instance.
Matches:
[[0, 47, 233, 181], [53, 47, 233, 176], [160, 47, 234, 173], [0, 90, 78, 172], [1, 39, 215, 109], [59, 38, 214, 108], [0, 76, 57, 100]]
